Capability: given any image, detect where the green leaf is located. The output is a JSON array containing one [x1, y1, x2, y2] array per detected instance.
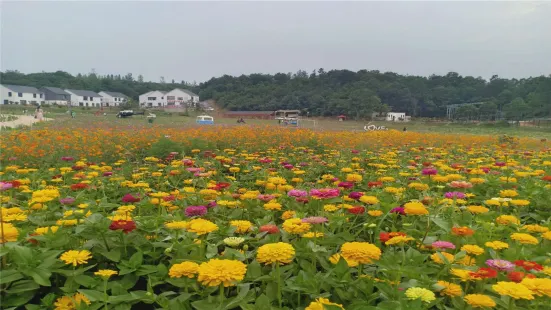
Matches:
[[11, 246, 33, 265], [74, 274, 96, 288], [206, 244, 218, 258], [6, 280, 40, 294], [246, 260, 262, 279], [2, 291, 35, 307], [254, 294, 271, 308], [430, 217, 450, 232], [0, 270, 24, 284], [191, 299, 221, 310], [78, 289, 106, 302], [100, 249, 121, 262], [128, 251, 143, 268], [27, 269, 52, 287], [224, 284, 250, 309]]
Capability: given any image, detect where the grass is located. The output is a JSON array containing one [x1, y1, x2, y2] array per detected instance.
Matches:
[[2, 104, 551, 139]]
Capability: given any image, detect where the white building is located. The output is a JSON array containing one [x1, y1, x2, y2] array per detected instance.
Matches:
[[386, 112, 408, 122], [165, 88, 199, 107], [1, 84, 44, 105], [99, 91, 128, 107], [139, 90, 167, 107], [40, 87, 71, 105], [139, 88, 199, 108], [65, 89, 102, 107]]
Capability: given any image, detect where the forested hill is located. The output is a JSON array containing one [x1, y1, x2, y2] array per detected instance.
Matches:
[[2, 69, 550, 119]]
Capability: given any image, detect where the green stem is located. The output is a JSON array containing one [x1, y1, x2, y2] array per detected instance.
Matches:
[[103, 280, 109, 310], [219, 283, 225, 304], [276, 263, 282, 307]]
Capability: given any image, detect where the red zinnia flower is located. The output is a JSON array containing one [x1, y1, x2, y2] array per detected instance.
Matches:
[[70, 183, 88, 191], [162, 195, 176, 202], [379, 232, 406, 243], [368, 181, 383, 188], [542, 175, 551, 182], [348, 206, 365, 215], [109, 220, 137, 233], [452, 226, 475, 236], [72, 166, 85, 171], [469, 268, 498, 279], [259, 224, 279, 234], [514, 260, 543, 271], [6, 180, 21, 188], [121, 194, 141, 203], [506, 271, 535, 282]]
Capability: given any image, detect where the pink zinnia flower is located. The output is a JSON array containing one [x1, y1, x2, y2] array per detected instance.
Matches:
[[60, 197, 75, 205], [185, 206, 207, 217], [444, 192, 466, 199], [288, 190, 307, 198], [302, 216, 328, 224], [390, 206, 405, 215], [431, 241, 456, 250], [448, 181, 472, 189], [186, 167, 201, 173], [337, 182, 354, 189], [486, 259, 515, 272], [61, 156, 74, 161], [258, 194, 276, 202], [310, 188, 340, 199], [422, 168, 438, 175], [0, 182, 13, 191], [122, 194, 141, 203], [103, 171, 113, 177], [348, 192, 363, 200]]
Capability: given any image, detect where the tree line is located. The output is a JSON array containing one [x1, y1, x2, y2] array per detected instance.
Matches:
[[1, 69, 550, 119]]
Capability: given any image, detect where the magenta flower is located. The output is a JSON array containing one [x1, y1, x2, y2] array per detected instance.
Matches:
[[302, 216, 328, 224], [310, 188, 340, 199], [337, 182, 354, 189], [185, 206, 207, 217], [186, 167, 201, 173], [348, 192, 363, 200], [432, 241, 456, 250], [207, 201, 217, 208], [390, 206, 405, 215], [486, 259, 515, 271], [422, 168, 438, 175], [103, 171, 113, 177], [0, 182, 13, 191], [494, 162, 506, 167], [60, 197, 75, 205], [444, 192, 466, 199], [288, 189, 308, 198], [61, 156, 74, 161], [258, 194, 276, 202], [122, 194, 141, 203], [283, 164, 294, 170]]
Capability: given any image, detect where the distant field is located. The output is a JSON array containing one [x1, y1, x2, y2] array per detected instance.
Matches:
[[2, 105, 551, 139]]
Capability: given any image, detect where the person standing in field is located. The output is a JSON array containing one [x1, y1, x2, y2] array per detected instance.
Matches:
[[35, 106, 44, 121]]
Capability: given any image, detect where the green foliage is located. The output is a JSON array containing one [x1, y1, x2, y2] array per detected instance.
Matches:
[[146, 137, 183, 158], [2, 69, 551, 119]]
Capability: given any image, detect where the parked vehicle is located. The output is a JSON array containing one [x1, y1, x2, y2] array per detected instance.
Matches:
[[196, 115, 214, 125]]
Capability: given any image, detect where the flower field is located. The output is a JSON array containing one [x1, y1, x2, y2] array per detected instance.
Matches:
[[1, 126, 551, 310]]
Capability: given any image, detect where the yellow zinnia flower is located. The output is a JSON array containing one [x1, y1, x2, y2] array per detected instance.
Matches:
[[492, 281, 534, 300], [436, 281, 463, 297], [59, 250, 92, 266], [256, 242, 295, 265], [94, 269, 118, 279], [340, 242, 381, 264], [197, 259, 247, 287], [169, 261, 199, 278], [305, 298, 344, 310], [510, 233, 539, 245], [464, 294, 496, 308]]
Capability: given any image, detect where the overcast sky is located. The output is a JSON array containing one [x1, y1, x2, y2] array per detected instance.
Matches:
[[1, 1, 550, 82]]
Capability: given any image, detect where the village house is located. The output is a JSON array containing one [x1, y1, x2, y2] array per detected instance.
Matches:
[[65, 89, 102, 107], [40, 87, 71, 105], [139, 88, 199, 108], [138, 90, 167, 107], [0, 84, 44, 105], [99, 91, 128, 107]]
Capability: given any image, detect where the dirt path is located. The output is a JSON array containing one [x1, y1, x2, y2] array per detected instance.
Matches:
[[0, 115, 52, 128]]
